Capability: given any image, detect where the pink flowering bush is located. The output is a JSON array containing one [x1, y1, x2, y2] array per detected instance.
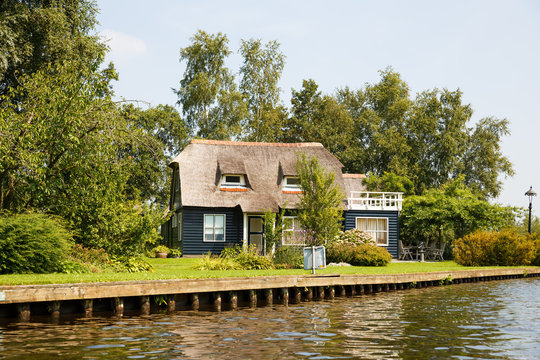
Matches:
[[334, 229, 376, 246]]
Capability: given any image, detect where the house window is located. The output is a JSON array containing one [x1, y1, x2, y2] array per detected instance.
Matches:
[[356, 217, 388, 246], [204, 214, 225, 242], [283, 176, 301, 192], [282, 216, 304, 246], [221, 174, 246, 187], [172, 213, 177, 228]]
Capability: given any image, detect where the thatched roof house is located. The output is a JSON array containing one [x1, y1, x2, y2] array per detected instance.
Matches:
[[164, 140, 402, 258]]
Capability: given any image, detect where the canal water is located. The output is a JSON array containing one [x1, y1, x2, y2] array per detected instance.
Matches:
[[0, 278, 538, 359]]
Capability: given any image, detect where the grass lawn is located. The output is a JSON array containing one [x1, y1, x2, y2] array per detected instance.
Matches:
[[0, 259, 535, 286]]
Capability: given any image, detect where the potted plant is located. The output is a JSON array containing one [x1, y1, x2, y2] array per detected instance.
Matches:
[[153, 245, 170, 258]]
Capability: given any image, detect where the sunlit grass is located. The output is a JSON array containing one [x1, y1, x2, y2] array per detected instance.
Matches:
[[0, 259, 535, 286]]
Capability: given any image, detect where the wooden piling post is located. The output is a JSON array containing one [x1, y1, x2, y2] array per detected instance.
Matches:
[[304, 287, 313, 301], [327, 286, 335, 300], [113, 297, 124, 317], [49, 301, 61, 320], [140, 296, 150, 315], [383, 284, 389, 292], [356, 285, 364, 295], [291, 288, 301, 304], [316, 287, 325, 301], [349, 285, 356, 296], [265, 289, 273, 306], [167, 295, 176, 314], [18, 303, 30, 322], [365, 284, 372, 294], [213, 292, 221, 312], [281, 288, 289, 306], [191, 294, 199, 311], [229, 291, 238, 310], [337, 285, 346, 297], [249, 290, 257, 308], [83, 299, 93, 317]]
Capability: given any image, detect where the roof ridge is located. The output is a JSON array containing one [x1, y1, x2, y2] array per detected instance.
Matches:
[[190, 139, 324, 148]]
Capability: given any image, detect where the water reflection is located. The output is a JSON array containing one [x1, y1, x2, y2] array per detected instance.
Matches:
[[0, 278, 538, 359]]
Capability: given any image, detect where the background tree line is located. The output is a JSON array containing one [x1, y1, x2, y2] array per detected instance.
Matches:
[[0, 1, 528, 272]]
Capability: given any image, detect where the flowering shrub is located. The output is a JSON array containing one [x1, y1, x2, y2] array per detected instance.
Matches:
[[334, 229, 375, 246]]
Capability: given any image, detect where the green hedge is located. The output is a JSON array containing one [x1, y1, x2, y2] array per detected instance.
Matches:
[[0, 213, 73, 274]]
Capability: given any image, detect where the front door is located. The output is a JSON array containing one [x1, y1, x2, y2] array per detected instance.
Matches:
[[248, 216, 264, 255]]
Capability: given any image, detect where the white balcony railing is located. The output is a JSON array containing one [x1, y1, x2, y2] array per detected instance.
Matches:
[[348, 191, 403, 211]]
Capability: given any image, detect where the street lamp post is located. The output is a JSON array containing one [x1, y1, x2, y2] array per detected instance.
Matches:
[[525, 186, 536, 234]]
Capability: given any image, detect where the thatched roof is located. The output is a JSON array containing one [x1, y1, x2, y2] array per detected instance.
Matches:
[[170, 140, 354, 212], [343, 173, 367, 194]]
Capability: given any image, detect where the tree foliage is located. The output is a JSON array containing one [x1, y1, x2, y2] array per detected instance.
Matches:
[[176, 31, 287, 142], [119, 104, 187, 205], [333, 69, 513, 198], [296, 154, 344, 246], [0, 62, 163, 256], [0, 0, 109, 95], [400, 177, 518, 247], [239, 38, 286, 141], [175, 30, 244, 139]]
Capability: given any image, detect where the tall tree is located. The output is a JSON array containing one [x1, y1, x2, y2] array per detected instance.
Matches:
[[0, 0, 109, 95], [286, 79, 355, 168], [239, 38, 287, 141], [0, 62, 162, 256], [296, 154, 344, 246], [337, 68, 513, 198], [119, 104, 187, 206], [175, 30, 245, 139]]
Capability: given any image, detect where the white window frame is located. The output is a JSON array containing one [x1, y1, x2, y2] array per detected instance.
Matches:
[[220, 174, 246, 188], [355, 217, 389, 246], [172, 213, 177, 228], [282, 176, 301, 191], [204, 214, 226, 242], [282, 216, 305, 246]]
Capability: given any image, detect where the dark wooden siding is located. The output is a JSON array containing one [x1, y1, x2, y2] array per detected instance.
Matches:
[[343, 210, 399, 258], [182, 206, 243, 255]]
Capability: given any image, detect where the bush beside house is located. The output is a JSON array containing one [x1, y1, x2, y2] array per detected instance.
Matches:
[[453, 229, 536, 266]]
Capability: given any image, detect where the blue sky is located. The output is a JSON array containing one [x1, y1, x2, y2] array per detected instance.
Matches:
[[96, 0, 540, 211]]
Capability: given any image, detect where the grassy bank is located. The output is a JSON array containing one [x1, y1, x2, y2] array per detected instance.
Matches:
[[0, 259, 535, 286]]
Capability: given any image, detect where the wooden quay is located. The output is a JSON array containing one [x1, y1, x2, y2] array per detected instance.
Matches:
[[1, 268, 539, 323]]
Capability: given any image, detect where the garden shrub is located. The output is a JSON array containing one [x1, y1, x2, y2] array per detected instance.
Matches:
[[194, 253, 242, 270], [234, 247, 275, 270], [193, 246, 275, 270], [326, 242, 355, 264], [273, 246, 303, 269], [349, 244, 392, 266], [327, 242, 391, 266], [453, 229, 536, 266], [167, 248, 182, 258], [112, 255, 153, 272], [65, 244, 117, 273], [0, 213, 73, 274], [531, 233, 540, 266]]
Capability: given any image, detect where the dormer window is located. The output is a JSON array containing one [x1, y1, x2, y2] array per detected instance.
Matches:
[[283, 176, 301, 191], [220, 174, 247, 191]]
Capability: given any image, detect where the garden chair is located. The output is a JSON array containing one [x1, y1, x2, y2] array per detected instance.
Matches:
[[430, 241, 446, 261], [399, 240, 415, 260]]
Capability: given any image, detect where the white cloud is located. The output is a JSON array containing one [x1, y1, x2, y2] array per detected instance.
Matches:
[[100, 29, 147, 60]]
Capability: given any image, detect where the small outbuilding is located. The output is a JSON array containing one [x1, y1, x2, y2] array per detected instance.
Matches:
[[162, 140, 402, 257]]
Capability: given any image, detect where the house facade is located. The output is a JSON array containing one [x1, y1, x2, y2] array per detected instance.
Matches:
[[162, 140, 402, 257]]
